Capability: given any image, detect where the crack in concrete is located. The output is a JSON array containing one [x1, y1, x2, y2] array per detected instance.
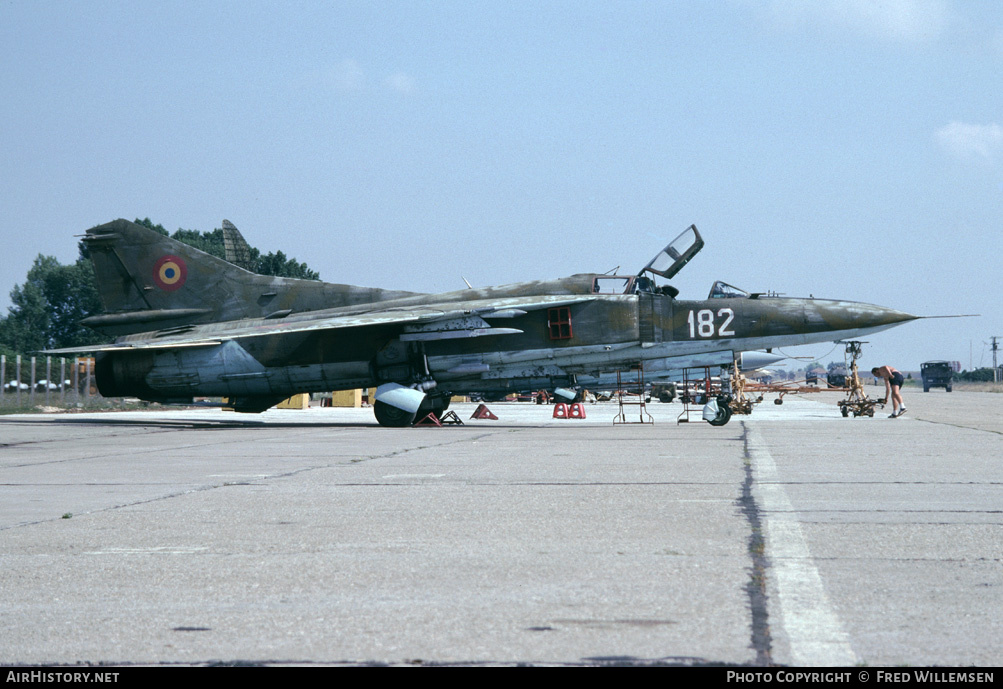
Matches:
[[911, 418, 1003, 436]]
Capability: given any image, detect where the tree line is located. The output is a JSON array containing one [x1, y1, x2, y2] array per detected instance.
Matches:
[[954, 368, 1000, 382], [0, 218, 320, 356]]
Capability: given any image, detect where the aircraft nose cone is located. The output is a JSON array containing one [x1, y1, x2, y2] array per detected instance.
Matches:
[[807, 300, 917, 336], [857, 304, 917, 328]]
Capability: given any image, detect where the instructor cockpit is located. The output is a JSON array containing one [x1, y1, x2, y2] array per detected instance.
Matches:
[[708, 281, 750, 299]]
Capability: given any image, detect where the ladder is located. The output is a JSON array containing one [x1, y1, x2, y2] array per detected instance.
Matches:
[[613, 363, 654, 424]]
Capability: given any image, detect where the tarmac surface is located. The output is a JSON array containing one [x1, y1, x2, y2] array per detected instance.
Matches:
[[1, 390, 1000, 666]]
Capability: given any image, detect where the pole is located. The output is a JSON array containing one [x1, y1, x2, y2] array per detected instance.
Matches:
[[992, 336, 1000, 383]]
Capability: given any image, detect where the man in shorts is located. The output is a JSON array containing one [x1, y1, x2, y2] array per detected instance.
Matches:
[[872, 365, 907, 418]]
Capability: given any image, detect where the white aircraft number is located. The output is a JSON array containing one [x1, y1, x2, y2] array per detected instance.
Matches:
[[686, 308, 736, 338]]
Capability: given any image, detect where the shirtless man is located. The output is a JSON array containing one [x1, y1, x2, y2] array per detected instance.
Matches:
[[872, 365, 907, 418]]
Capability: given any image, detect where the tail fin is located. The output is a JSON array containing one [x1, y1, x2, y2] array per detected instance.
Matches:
[[81, 219, 420, 337]]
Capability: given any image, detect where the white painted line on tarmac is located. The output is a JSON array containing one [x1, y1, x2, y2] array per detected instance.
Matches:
[[747, 424, 858, 667]]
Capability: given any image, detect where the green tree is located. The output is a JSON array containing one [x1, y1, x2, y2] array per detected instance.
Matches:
[[135, 217, 169, 236], [0, 255, 104, 352], [0, 274, 49, 353], [957, 368, 996, 382], [170, 228, 226, 259], [254, 249, 320, 280]]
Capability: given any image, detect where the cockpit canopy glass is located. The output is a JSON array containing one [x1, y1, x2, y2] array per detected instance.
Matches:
[[708, 281, 750, 299], [591, 275, 659, 294], [592, 276, 635, 294], [640, 225, 704, 279]]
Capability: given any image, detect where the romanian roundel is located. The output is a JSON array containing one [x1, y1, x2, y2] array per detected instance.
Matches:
[[153, 255, 187, 292]]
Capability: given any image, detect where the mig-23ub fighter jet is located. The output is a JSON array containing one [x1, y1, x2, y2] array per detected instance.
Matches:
[[45, 220, 917, 426]]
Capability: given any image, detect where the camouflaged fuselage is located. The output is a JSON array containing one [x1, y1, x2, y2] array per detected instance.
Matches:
[[51, 219, 916, 416]]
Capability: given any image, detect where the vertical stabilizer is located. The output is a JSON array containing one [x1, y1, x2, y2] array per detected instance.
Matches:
[[80, 218, 422, 337]]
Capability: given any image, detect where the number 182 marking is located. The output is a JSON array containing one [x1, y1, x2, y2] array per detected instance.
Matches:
[[687, 308, 735, 338]]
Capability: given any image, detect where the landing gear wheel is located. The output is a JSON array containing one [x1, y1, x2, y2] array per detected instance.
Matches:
[[373, 400, 417, 427], [840, 405, 849, 417], [707, 401, 732, 426]]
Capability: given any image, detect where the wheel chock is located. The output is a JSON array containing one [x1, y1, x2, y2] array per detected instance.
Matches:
[[568, 403, 586, 419], [470, 404, 499, 420], [552, 403, 569, 419], [414, 412, 442, 427], [440, 410, 464, 425]]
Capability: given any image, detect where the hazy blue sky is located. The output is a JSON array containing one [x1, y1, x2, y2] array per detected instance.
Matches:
[[2, 1, 1000, 371]]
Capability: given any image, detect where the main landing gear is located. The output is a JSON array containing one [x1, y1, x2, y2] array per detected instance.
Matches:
[[373, 400, 416, 427]]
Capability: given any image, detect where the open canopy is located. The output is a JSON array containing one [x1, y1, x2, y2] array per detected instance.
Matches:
[[638, 224, 704, 279]]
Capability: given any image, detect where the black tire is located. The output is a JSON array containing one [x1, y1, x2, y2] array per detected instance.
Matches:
[[708, 401, 732, 426], [840, 405, 849, 417], [373, 400, 417, 427], [946, 385, 952, 392], [924, 385, 929, 392], [659, 392, 673, 403]]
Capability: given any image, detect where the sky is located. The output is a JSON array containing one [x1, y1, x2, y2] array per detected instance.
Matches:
[[1, 0, 1000, 372]]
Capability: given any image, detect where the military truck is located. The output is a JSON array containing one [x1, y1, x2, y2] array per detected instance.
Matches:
[[921, 361, 953, 392], [826, 367, 848, 388]]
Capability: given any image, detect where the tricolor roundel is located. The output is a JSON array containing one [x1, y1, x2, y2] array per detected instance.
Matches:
[[153, 255, 187, 291]]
